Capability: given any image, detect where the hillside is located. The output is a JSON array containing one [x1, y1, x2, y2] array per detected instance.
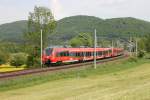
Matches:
[[0, 15, 150, 43], [0, 20, 27, 42], [53, 16, 150, 40]]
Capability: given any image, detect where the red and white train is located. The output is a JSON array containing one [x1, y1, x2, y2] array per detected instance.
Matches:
[[42, 47, 124, 65]]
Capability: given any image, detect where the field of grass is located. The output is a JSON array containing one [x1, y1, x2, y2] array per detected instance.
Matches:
[[0, 64, 25, 72], [0, 58, 150, 100]]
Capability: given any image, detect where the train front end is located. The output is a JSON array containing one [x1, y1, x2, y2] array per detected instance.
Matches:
[[42, 48, 56, 65]]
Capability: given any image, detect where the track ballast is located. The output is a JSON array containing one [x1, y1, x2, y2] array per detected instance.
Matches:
[[0, 55, 127, 79]]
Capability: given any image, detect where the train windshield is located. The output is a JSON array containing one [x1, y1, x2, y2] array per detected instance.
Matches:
[[45, 48, 53, 56]]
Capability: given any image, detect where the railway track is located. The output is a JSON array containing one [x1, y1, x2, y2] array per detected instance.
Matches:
[[0, 55, 127, 79]]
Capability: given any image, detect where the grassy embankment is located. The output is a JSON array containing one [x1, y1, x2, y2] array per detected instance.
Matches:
[[0, 57, 149, 92]]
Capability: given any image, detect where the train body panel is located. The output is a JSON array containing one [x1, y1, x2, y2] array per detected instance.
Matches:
[[42, 47, 124, 65]]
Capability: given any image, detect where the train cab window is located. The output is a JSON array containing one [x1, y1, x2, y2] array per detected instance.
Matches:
[[56, 52, 60, 57], [45, 48, 53, 56], [60, 52, 64, 56]]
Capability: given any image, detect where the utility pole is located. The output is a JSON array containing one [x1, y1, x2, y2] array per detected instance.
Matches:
[[94, 29, 97, 69], [40, 16, 43, 68], [112, 40, 114, 55], [129, 36, 132, 56], [41, 29, 43, 67], [136, 38, 138, 57]]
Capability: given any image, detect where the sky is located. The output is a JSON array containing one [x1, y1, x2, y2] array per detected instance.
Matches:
[[0, 0, 150, 24]]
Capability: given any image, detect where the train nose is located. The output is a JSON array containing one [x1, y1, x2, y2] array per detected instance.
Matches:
[[45, 59, 51, 64], [42, 56, 50, 64]]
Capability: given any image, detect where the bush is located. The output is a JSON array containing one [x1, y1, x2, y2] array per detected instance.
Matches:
[[26, 54, 41, 68], [9, 53, 27, 67], [33, 57, 41, 68], [127, 56, 138, 62], [138, 50, 145, 58], [0, 52, 9, 65], [26, 55, 34, 67]]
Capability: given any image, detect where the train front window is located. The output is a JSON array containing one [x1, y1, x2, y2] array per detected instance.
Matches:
[[45, 48, 53, 56]]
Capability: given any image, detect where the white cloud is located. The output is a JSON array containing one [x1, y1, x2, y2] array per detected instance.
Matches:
[[50, 0, 67, 20]]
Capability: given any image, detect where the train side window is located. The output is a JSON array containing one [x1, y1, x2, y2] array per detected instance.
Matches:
[[105, 51, 107, 54], [103, 51, 105, 55], [86, 52, 88, 57], [77, 52, 79, 57], [83, 52, 85, 56], [71, 52, 76, 57], [109, 50, 112, 53], [70, 52, 73, 56], [96, 52, 98, 56], [79, 52, 82, 56], [59, 51, 69, 57], [98, 51, 102, 56], [78, 52, 80, 56], [89, 52, 91, 56], [66, 51, 69, 56], [65, 51, 69, 56], [78, 52, 81, 56], [75, 52, 77, 57], [91, 52, 93, 56], [81, 52, 83, 57]]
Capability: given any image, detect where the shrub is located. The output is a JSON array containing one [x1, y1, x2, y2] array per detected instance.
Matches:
[[127, 56, 138, 62], [26, 54, 41, 68], [0, 52, 9, 65], [138, 50, 145, 58], [33, 57, 41, 68], [9, 53, 27, 67], [26, 55, 34, 67]]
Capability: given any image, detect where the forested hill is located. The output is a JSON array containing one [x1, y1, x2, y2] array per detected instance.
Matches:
[[0, 15, 150, 42], [0, 20, 27, 42], [53, 15, 150, 39]]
